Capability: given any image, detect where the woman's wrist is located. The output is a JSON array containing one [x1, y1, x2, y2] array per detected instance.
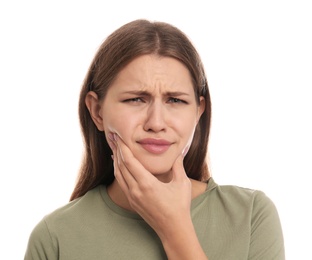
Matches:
[[159, 217, 209, 260]]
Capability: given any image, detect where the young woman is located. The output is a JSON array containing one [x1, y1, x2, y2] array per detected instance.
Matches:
[[25, 19, 285, 260]]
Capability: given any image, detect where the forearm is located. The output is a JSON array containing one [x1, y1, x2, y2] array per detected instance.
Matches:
[[159, 217, 208, 260]]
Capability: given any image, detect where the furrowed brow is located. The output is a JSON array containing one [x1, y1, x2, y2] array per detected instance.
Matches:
[[123, 90, 151, 96], [122, 90, 190, 97], [165, 91, 190, 97]]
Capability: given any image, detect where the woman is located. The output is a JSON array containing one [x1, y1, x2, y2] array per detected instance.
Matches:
[[25, 19, 285, 260]]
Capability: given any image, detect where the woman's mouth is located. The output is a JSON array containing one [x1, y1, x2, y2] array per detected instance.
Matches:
[[137, 138, 172, 154]]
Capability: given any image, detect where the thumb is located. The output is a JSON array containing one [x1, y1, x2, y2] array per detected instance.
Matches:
[[171, 152, 187, 182]]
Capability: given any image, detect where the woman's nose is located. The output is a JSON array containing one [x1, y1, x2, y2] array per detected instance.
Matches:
[[143, 101, 167, 132]]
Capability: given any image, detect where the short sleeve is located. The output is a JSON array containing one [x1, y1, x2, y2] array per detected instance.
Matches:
[[24, 218, 58, 260], [248, 191, 285, 259]]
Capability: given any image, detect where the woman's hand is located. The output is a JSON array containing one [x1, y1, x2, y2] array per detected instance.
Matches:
[[109, 133, 192, 237], [108, 133, 208, 260]]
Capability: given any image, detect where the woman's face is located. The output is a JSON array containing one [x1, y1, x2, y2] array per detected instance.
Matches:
[[95, 54, 204, 179]]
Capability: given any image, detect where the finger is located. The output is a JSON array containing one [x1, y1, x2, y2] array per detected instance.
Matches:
[[114, 138, 138, 189], [107, 132, 132, 194], [113, 143, 131, 196], [114, 134, 156, 184], [107, 133, 117, 154], [171, 153, 188, 182]]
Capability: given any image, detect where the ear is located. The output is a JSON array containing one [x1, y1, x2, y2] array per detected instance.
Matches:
[[85, 91, 105, 131], [196, 96, 205, 123]]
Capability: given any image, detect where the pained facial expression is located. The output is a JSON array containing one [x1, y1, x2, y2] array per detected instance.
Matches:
[[95, 55, 204, 180]]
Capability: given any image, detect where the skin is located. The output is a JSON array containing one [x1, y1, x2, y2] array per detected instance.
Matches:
[[86, 54, 209, 259]]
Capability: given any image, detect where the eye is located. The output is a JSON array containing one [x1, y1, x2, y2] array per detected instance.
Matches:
[[168, 97, 187, 104], [123, 97, 144, 103]]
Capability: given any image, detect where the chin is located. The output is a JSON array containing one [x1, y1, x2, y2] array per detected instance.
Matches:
[[144, 164, 171, 175], [134, 152, 178, 180], [150, 170, 173, 183], [141, 162, 173, 182]]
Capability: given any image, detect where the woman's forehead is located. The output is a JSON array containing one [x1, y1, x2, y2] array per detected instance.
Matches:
[[110, 54, 194, 93]]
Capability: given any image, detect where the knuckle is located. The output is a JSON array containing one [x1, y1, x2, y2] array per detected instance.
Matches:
[[139, 181, 153, 193], [121, 154, 133, 167], [130, 188, 143, 201]]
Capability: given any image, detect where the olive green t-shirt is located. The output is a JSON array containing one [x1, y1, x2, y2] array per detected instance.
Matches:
[[25, 178, 285, 259]]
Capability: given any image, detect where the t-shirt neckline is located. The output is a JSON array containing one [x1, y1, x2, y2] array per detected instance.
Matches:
[[99, 177, 217, 219]]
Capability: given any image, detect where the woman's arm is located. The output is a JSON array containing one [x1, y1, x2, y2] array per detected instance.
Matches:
[[159, 216, 209, 260], [109, 133, 208, 260]]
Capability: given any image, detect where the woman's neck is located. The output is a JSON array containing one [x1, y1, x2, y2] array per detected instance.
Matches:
[[106, 178, 208, 212], [107, 180, 134, 211]]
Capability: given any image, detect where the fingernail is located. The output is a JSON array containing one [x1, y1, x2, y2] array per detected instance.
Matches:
[[108, 140, 116, 151], [108, 133, 114, 141], [113, 133, 118, 141], [182, 145, 190, 157]]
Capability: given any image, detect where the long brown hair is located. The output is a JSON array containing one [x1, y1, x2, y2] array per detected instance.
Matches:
[[70, 19, 212, 201]]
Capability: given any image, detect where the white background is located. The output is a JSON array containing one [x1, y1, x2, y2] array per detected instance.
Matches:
[[1, 0, 311, 259]]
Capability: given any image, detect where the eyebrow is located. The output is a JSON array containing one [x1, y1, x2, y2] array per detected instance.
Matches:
[[122, 90, 190, 96]]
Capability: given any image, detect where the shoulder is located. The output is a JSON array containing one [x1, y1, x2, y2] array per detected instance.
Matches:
[[207, 177, 273, 208], [47, 186, 101, 218], [192, 178, 285, 259], [29, 186, 103, 239], [194, 177, 282, 225], [191, 178, 264, 204], [216, 182, 285, 259], [25, 186, 104, 259], [205, 178, 285, 258]]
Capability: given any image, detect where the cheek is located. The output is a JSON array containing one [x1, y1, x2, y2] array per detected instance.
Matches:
[[177, 116, 198, 148], [103, 113, 136, 143], [176, 113, 197, 136]]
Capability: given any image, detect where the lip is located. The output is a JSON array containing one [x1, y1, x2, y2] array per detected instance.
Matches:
[[137, 138, 172, 154]]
